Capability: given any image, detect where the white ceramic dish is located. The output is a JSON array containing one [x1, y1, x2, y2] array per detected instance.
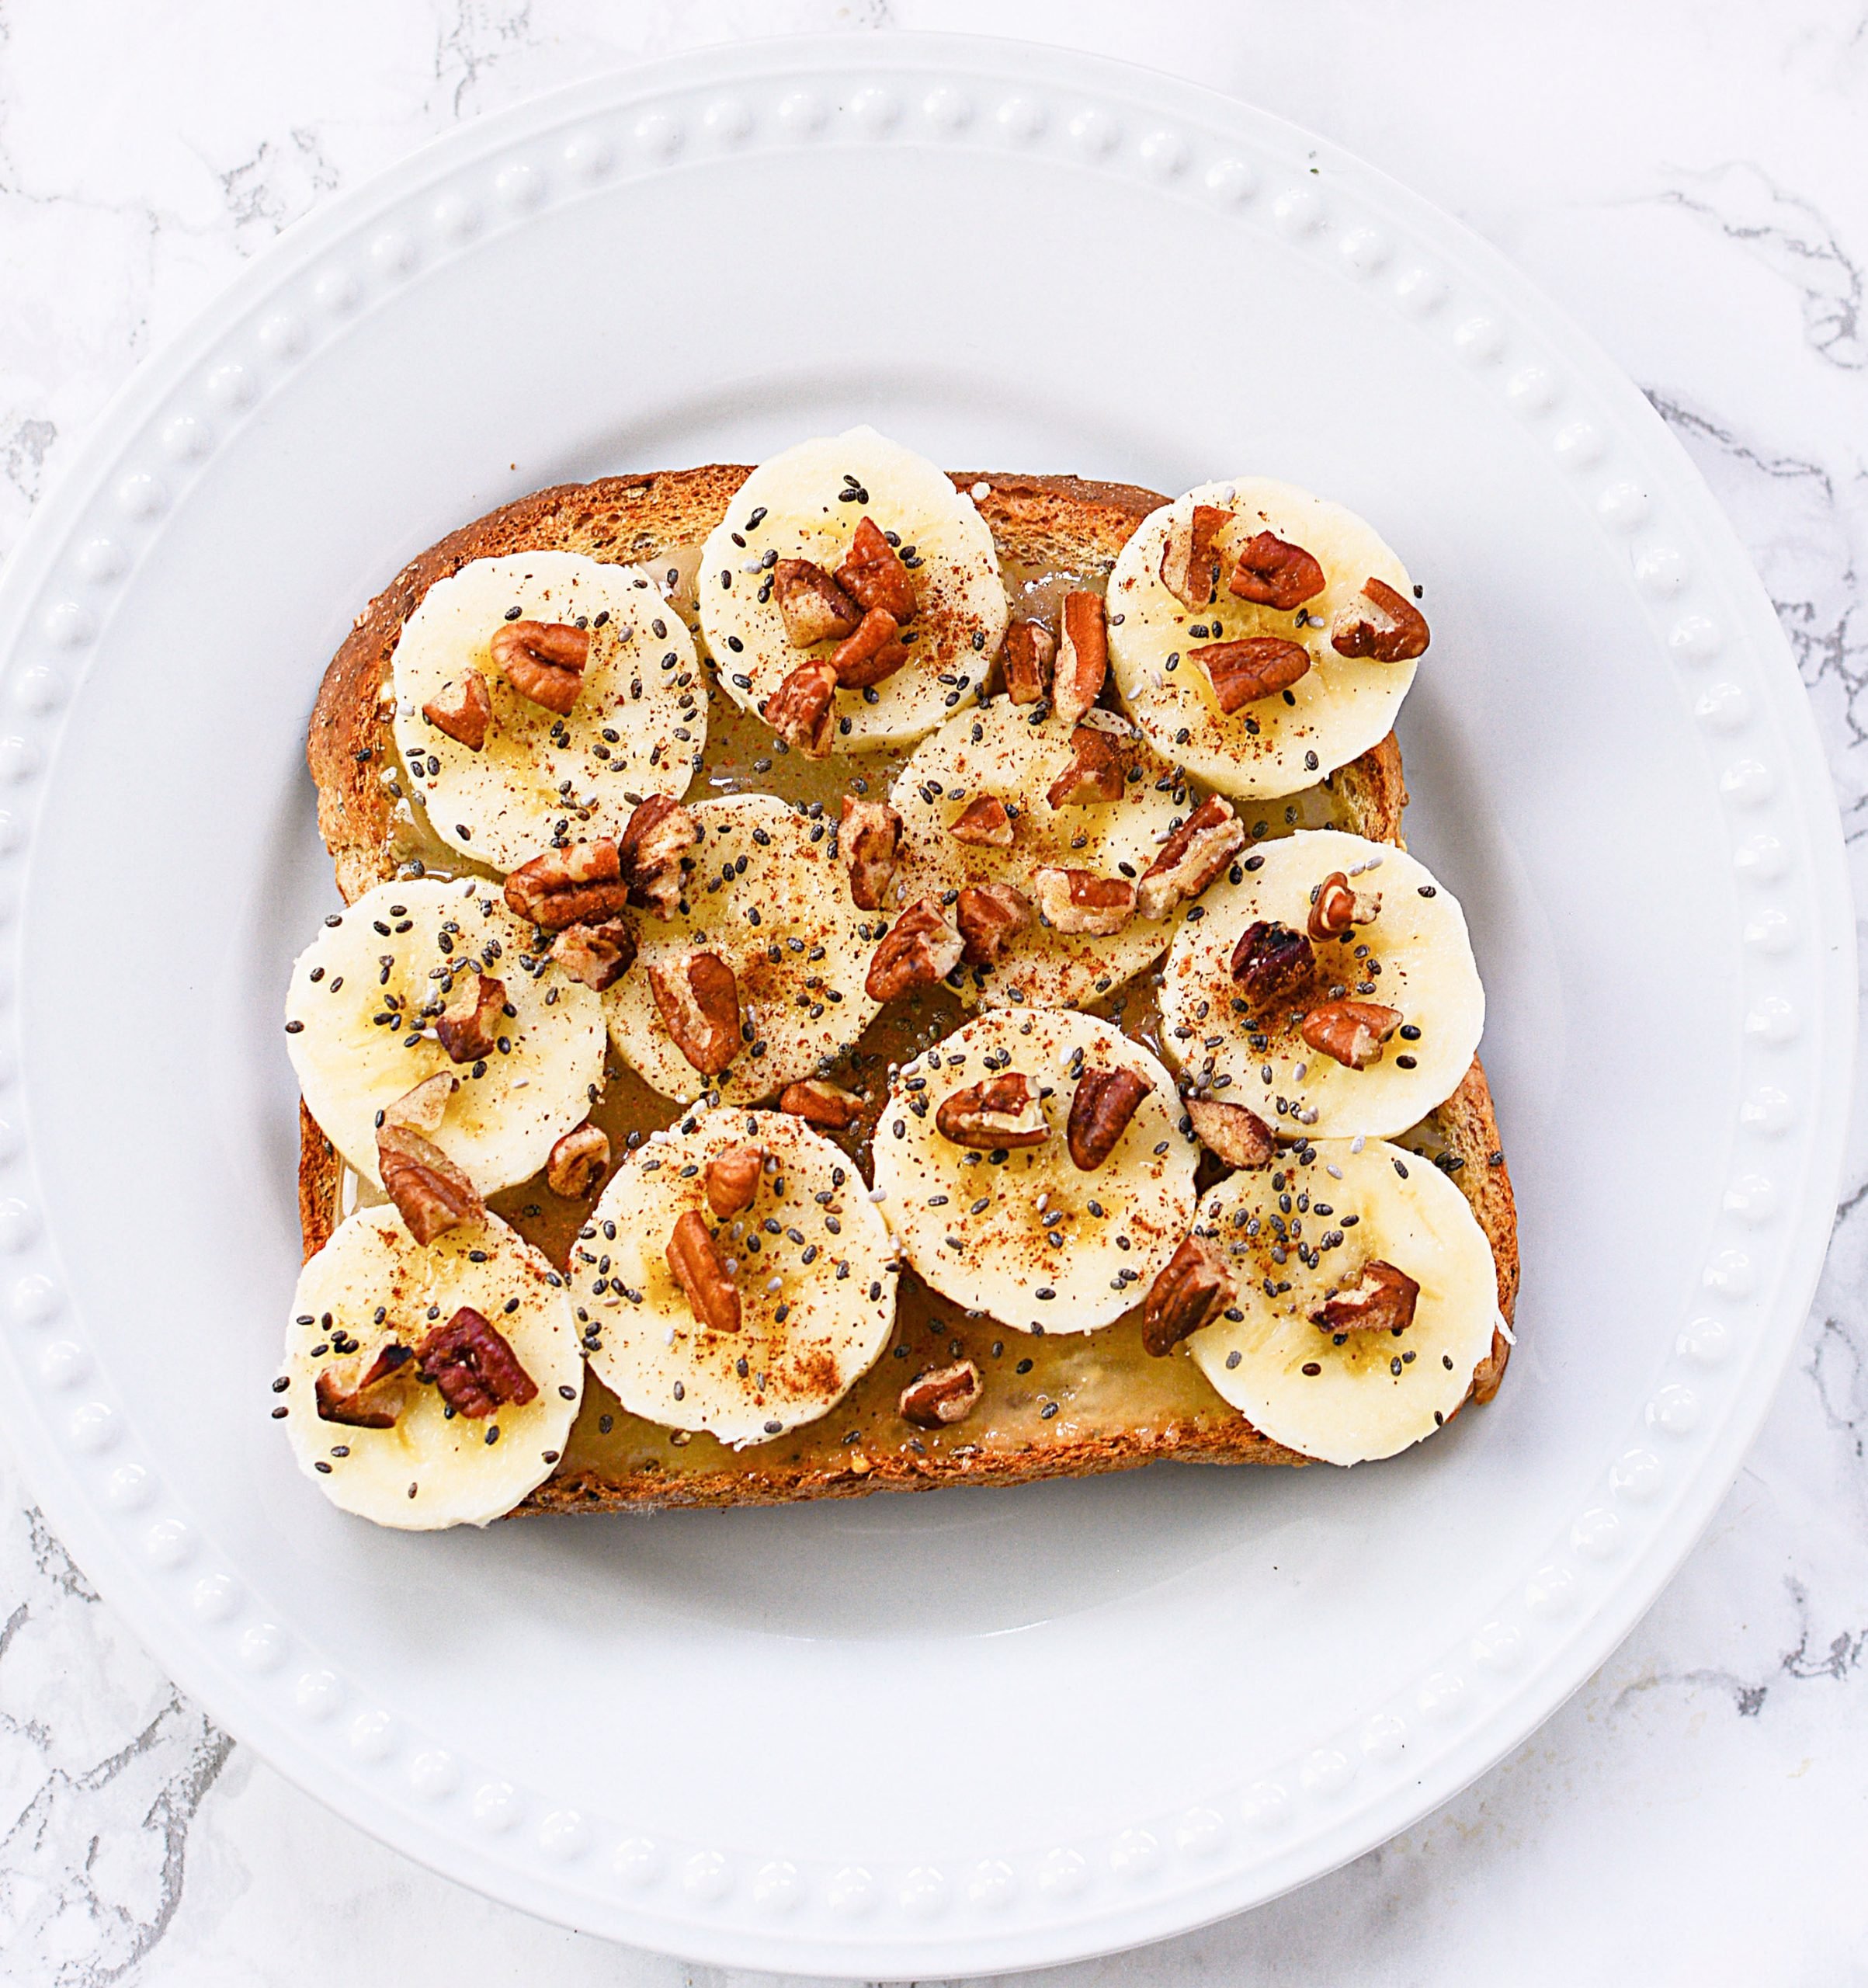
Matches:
[[0, 33, 1849, 1978]]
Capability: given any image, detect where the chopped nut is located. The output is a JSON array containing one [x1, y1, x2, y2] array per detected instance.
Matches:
[[935, 1072, 1050, 1150], [779, 1078, 866, 1130], [900, 1359, 982, 1428], [1067, 1065, 1151, 1170], [435, 971, 505, 1064], [948, 795, 1015, 847], [1044, 725, 1127, 808], [1158, 502, 1231, 609], [1142, 1234, 1235, 1356], [1136, 794, 1245, 919], [1186, 1097, 1276, 1170], [1300, 999, 1402, 1069], [648, 951, 741, 1076], [865, 898, 964, 1001], [839, 795, 903, 910], [1331, 577, 1430, 662], [705, 1144, 764, 1219], [488, 619, 588, 714], [666, 1209, 739, 1333], [618, 794, 700, 916], [314, 1343, 415, 1429], [381, 1071, 457, 1136], [377, 1122, 484, 1246], [422, 670, 492, 751], [1228, 919, 1315, 1010], [1054, 591, 1108, 726], [505, 839, 633, 930], [1310, 1259, 1419, 1335], [549, 916, 637, 991], [835, 515, 918, 622], [828, 606, 909, 689], [416, 1305, 539, 1417], [956, 882, 1033, 964], [1001, 619, 1056, 704], [1227, 529, 1326, 610], [1030, 866, 1137, 937], [763, 658, 839, 756], [1193, 636, 1311, 712], [1307, 870, 1382, 942], [545, 1121, 610, 1198], [772, 558, 861, 647]]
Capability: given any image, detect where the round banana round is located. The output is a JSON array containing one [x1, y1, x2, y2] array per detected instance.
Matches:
[[602, 791, 879, 1107], [391, 551, 704, 875], [872, 1007, 1197, 1336], [285, 876, 606, 1191], [280, 1204, 583, 1528], [1106, 478, 1422, 800], [697, 426, 1008, 752], [1188, 1138, 1500, 1465], [889, 697, 1202, 1009], [1159, 829, 1482, 1139], [571, 1105, 896, 1448]]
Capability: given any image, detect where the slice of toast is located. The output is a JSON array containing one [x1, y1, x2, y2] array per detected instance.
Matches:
[[300, 467, 1515, 1510]]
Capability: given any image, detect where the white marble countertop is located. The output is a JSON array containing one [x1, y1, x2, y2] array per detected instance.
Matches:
[[2, 2, 1864, 1982]]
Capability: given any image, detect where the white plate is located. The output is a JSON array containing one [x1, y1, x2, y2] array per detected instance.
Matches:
[[0, 33, 1849, 1978]]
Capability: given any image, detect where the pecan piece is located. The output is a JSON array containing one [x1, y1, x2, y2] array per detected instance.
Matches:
[[435, 971, 505, 1065], [666, 1209, 740, 1333], [1067, 1065, 1151, 1170], [1307, 870, 1382, 943], [956, 882, 1033, 965], [828, 607, 909, 690], [779, 1078, 866, 1130], [1054, 591, 1108, 726], [865, 898, 964, 1001], [1300, 999, 1402, 1069], [1158, 502, 1231, 609], [839, 795, 903, 910], [1186, 1097, 1276, 1170], [763, 658, 839, 757], [947, 795, 1014, 847], [1330, 577, 1429, 662], [772, 558, 861, 647], [422, 670, 492, 751], [545, 1121, 609, 1198], [1001, 619, 1055, 704], [705, 1143, 765, 1219], [1310, 1260, 1419, 1336], [382, 1070, 457, 1136], [1229, 919, 1315, 1010], [489, 618, 588, 714], [1227, 530, 1325, 610], [1136, 794, 1245, 919], [416, 1305, 539, 1417], [618, 794, 699, 917], [899, 1359, 982, 1429], [505, 839, 633, 931], [549, 916, 637, 991], [1142, 1234, 1235, 1356], [648, 951, 741, 1076], [377, 1122, 484, 1246], [1044, 725, 1127, 808], [935, 1072, 1050, 1150], [314, 1343, 415, 1429], [1193, 636, 1311, 712], [835, 515, 918, 622], [1030, 866, 1137, 937]]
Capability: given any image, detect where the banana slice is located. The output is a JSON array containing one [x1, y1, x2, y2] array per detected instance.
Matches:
[[391, 551, 704, 874], [872, 1007, 1197, 1335], [1159, 829, 1481, 1138], [889, 697, 1207, 1009], [285, 876, 606, 1190], [570, 1105, 895, 1447], [1107, 479, 1423, 799], [1186, 1138, 1498, 1465], [696, 426, 1008, 752], [280, 1204, 582, 1527], [602, 792, 878, 1106]]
